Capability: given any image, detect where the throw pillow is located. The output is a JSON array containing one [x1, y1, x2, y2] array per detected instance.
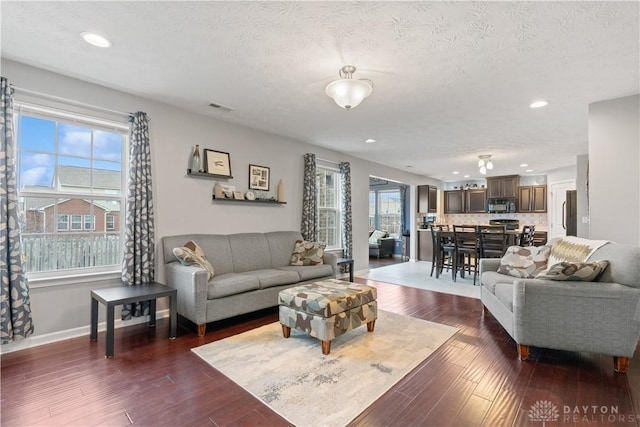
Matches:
[[289, 240, 326, 266], [368, 229, 387, 245], [546, 236, 609, 268], [497, 245, 551, 279], [535, 260, 609, 281], [173, 240, 215, 279]]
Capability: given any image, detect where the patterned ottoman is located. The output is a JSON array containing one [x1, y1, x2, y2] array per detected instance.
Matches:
[[278, 279, 377, 355]]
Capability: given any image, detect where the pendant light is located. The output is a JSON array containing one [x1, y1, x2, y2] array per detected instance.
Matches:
[[325, 66, 373, 110]]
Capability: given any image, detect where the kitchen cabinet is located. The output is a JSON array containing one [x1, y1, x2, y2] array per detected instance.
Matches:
[[417, 185, 438, 213], [518, 185, 547, 213], [417, 230, 433, 261], [444, 189, 487, 213], [487, 175, 518, 198]]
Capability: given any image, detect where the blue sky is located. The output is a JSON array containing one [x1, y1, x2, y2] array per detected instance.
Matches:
[[17, 115, 123, 187]]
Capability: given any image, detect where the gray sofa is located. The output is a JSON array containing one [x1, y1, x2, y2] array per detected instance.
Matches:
[[479, 241, 640, 372], [162, 231, 337, 336]]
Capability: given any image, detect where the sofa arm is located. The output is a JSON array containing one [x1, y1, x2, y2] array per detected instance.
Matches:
[[164, 262, 209, 325], [378, 237, 396, 256], [479, 258, 501, 276], [512, 279, 640, 356], [323, 251, 338, 278]]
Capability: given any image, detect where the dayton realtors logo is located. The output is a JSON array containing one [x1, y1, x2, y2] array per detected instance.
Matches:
[[529, 400, 638, 424]]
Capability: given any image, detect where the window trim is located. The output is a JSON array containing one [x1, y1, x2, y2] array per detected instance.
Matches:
[[15, 101, 128, 284], [316, 166, 342, 250]]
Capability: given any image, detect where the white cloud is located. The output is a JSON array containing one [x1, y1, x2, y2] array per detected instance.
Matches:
[[22, 167, 51, 187], [59, 130, 91, 156], [23, 153, 52, 167]]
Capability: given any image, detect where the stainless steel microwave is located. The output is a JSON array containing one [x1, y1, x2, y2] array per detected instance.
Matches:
[[488, 199, 516, 213]]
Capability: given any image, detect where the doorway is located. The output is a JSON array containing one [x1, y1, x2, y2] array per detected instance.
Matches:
[[549, 180, 576, 240]]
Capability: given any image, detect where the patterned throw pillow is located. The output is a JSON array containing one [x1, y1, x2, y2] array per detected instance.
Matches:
[[497, 245, 551, 278], [546, 236, 609, 267], [173, 240, 215, 279], [535, 260, 609, 281], [289, 240, 326, 266], [368, 230, 387, 245]]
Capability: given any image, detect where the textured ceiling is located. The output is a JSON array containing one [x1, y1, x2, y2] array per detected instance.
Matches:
[[2, 1, 638, 181]]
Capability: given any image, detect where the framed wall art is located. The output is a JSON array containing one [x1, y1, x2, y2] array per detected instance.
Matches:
[[249, 164, 270, 191], [204, 149, 232, 177]]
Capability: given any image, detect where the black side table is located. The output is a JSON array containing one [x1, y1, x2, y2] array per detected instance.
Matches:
[[336, 258, 354, 282], [90, 282, 177, 358]]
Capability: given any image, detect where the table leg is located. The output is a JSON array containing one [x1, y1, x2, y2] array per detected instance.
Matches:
[[169, 293, 177, 339], [349, 261, 354, 282], [106, 303, 115, 358], [90, 297, 98, 341], [149, 299, 157, 327]]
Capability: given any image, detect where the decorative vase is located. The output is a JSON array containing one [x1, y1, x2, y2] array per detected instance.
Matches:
[[191, 145, 201, 173], [277, 179, 285, 202], [214, 182, 223, 199]]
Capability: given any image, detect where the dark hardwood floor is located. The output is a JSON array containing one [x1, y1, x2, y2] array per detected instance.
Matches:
[[369, 254, 406, 269], [2, 280, 638, 426]]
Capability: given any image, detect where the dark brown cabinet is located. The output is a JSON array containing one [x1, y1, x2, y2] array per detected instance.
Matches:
[[518, 185, 547, 213], [417, 185, 438, 213], [466, 189, 487, 213], [444, 189, 487, 213], [487, 175, 518, 198]]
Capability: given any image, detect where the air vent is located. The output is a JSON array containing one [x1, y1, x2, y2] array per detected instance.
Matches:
[[208, 102, 234, 113]]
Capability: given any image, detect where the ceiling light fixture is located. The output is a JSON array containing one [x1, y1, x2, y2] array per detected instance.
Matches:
[[325, 65, 373, 110], [530, 100, 548, 108], [80, 32, 112, 48], [478, 154, 493, 175], [453, 171, 459, 175], [520, 163, 528, 167], [365, 138, 376, 143]]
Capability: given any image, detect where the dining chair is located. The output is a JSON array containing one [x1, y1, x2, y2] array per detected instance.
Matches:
[[478, 224, 509, 259], [429, 224, 454, 278], [452, 225, 480, 284], [519, 225, 536, 246]]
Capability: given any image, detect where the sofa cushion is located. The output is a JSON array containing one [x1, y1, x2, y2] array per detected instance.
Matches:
[[497, 245, 551, 279], [207, 273, 260, 299], [589, 243, 640, 288], [536, 260, 609, 282], [172, 241, 215, 279], [278, 265, 334, 281], [481, 271, 517, 295], [494, 282, 514, 312], [289, 240, 326, 266], [250, 269, 301, 289], [546, 236, 609, 268], [369, 230, 386, 245], [228, 233, 273, 272], [265, 231, 304, 268]]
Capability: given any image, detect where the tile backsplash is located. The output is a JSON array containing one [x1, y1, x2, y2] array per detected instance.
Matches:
[[441, 213, 548, 230]]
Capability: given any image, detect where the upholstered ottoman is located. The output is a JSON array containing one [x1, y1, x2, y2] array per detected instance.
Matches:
[[278, 279, 377, 354]]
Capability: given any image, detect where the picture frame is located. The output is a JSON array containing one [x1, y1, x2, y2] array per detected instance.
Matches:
[[204, 149, 232, 177], [233, 191, 245, 200], [248, 164, 270, 191]]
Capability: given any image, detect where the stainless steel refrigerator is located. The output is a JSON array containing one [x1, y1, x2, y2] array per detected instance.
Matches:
[[565, 190, 577, 236]]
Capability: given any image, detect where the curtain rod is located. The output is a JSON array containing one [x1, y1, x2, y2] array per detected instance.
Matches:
[[11, 86, 133, 118], [316, 157, 343, 165]]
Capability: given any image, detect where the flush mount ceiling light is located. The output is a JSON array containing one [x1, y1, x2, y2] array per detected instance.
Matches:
[[80, 32, 112, 48], [530, 100, 548, 108], [365, 138, 376, 143], [478, 154, 494, 175], [325, 65, 373, 110]]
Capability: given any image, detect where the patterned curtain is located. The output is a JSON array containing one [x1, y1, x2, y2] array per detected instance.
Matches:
[[399, 185, 407, 235], [339, 162, 352, 259], [1, 77, 34, 344], [301, 153, 317, 241], [121, 112, 154, 320]]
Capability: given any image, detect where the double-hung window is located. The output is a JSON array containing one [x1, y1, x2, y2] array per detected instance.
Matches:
[[316, 167, 342, 249], [15, 104, 128, 277], [370, 189, 402, 237]]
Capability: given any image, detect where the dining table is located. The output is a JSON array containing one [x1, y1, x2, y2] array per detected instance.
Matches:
[[432, 228, 521, 279]]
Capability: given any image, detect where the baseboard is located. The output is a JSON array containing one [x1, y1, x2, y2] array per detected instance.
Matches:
[[0, 309, 170, 354]]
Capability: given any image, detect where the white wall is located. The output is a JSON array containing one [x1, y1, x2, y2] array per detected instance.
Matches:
[[2, 60, 437, 346], [588, 95, 640, 245], [576, 154, 589, 238]]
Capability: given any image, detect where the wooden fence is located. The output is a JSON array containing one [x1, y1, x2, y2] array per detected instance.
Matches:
[[21, 234, 121, 272]]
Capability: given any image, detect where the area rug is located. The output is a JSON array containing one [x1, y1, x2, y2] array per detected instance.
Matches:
[[192, 310, 458, 427]]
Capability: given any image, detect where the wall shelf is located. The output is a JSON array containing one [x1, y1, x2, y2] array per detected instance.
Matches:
[[187, 169, 233, 179], [212, 196, 286, 205]]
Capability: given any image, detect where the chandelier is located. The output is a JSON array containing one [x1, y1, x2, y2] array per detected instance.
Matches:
[[478, 155, 494, 175], [325, 65, 373, 110]]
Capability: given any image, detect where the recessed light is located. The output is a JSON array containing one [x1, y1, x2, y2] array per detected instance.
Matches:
[[364, 138, 376, 144], [463, 175, 470, 178], [452, 171, 459, 175], [80, 32, 112, 48], [406, 165, 413, 168], [520, 163, 528, 167], [530, 100, 548, 109], [526, 169, 534, 172]]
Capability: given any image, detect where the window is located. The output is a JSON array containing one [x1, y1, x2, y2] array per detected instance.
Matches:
[[369, 191, 376, 228], [316, 168, 341, 249], [15, 106, 127, 276], [106, 214, 115, 230], [378, 190, 402, 237]]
